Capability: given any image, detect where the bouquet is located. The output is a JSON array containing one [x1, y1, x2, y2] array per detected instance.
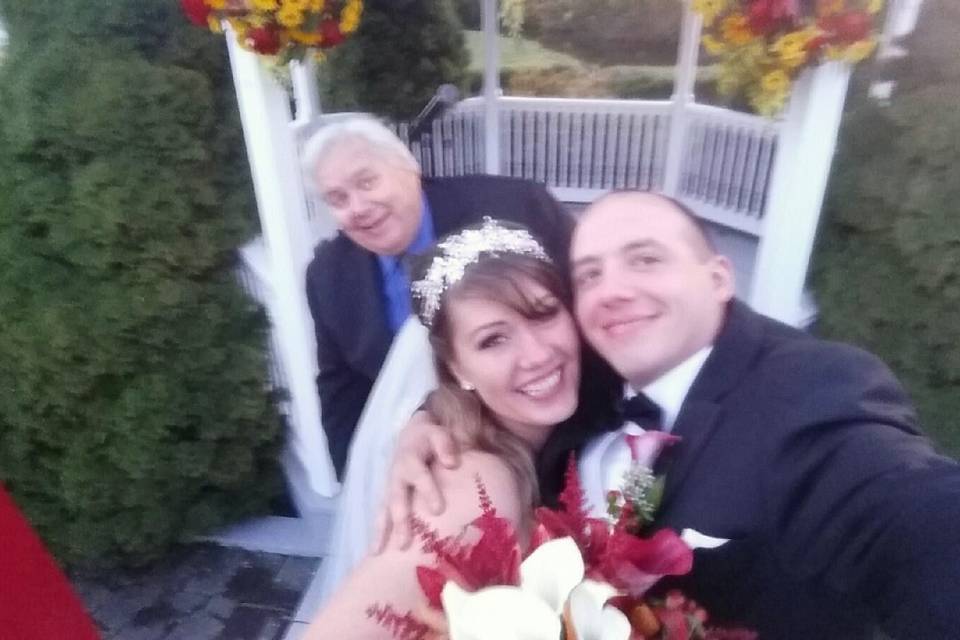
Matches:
[[369, 430, 756, 640]]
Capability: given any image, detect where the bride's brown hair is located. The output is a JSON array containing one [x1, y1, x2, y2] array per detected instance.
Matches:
[[410, 239, 572, 514]]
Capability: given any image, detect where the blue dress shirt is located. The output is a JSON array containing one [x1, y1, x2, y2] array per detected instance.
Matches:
[[377, 198, 435, 333]]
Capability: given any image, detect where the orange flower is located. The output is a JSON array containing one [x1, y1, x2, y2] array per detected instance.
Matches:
[[816, 0, 845, 17], [721, 13, 755, 46]]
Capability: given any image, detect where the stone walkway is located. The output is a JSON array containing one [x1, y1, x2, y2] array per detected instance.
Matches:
[[70, 544, 320, 640]]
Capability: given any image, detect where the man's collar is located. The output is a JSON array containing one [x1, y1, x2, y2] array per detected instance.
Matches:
[[627, 346, 713, 431], [376, 195, 435, 271], [407, 195, 435, 255]]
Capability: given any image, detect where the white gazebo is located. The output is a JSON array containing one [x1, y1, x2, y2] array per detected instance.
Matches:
[[215, 0, 917, 551]]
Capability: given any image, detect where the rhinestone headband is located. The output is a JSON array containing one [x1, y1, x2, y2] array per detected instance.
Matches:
[[411, 217, 553, 327]]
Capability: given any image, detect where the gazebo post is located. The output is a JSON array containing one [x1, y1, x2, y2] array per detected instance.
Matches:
[[662, 0, 702, 196], [749, 62, 853, 326], [481, 0, 501, 175], [291, 56, 322, 122], [225, 31, 339, 502]]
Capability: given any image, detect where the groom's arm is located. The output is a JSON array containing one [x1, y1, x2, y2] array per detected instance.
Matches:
[[761, 345, 960, 638], [373, 410, 462, 553]]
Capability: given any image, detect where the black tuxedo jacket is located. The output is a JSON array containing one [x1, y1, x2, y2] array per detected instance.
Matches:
[[306, 175, 574, 478], [538, 300, 960, 639]]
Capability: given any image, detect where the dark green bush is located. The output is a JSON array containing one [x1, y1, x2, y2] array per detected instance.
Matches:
[[524, 0, 681, 66], [319, 0, 469, 120], [812, 0, 960, 457], [0, 0, 284, 565]]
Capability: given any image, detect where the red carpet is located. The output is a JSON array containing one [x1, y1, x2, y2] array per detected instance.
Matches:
[[0, 486, 100, 640]]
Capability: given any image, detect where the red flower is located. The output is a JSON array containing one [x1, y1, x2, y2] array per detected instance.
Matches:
[[592, 528, 693, 596], [747, 0, 801, 35], [319, 19, 346, 48], [532, 456, 693, 596], [414, 478, 522, 609], [819, 11, 873, 43], [181, 0, 212, 26], [246, 25, 283, 55]]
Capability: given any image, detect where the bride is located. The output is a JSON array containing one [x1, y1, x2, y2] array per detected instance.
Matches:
[[307, 218, 608, 638]]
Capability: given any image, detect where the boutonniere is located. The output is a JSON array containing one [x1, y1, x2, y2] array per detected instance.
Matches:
[[606, 431, 680, 535]]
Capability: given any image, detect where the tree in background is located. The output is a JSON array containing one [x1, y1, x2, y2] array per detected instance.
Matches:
[[813, 0, 960, 456], [319, 0, 468, 120], [0, 0, 284, 564]]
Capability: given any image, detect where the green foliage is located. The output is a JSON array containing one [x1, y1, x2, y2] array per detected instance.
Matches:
[[0, 0, 284, 565], [812, 0, 960, 457], [524, 0, 682, 66], [452, 0, 481, 30], [319, 0, 469, 120]]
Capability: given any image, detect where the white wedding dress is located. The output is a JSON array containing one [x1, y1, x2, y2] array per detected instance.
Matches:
[[316, 317, 438, 604]]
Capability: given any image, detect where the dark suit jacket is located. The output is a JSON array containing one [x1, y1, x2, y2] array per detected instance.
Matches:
[[538, 300, 960, 639], [306, 174, 575, 478]]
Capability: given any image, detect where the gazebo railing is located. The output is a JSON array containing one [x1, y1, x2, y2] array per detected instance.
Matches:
[[303, 95, 780, 237]]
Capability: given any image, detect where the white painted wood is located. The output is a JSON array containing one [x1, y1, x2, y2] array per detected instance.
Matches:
[[749, 62, 853, 326], [290, 56, 321, 122], [225, 30, 340, 501], [663, 2, 702, 196], [481, 0, 501, 174]]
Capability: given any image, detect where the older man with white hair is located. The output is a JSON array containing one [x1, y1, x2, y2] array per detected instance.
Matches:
[[303, 116, 575, 478]]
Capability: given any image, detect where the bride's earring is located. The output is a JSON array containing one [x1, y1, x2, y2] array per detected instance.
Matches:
[[459, 381, 475, 392]]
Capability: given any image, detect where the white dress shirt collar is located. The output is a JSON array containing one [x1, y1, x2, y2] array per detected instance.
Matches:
[[627, 346, 713, 432]]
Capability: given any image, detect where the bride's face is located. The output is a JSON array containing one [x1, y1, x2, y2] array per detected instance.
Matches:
[[445, 277, 581, 448]]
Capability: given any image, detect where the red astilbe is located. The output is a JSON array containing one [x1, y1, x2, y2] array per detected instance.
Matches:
[[366, 604, 431, 640], [414, 476, 522, 609], [531, 455, 693, 596]]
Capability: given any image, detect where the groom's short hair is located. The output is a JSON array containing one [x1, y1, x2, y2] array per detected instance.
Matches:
[[589, 190, 718, 259]]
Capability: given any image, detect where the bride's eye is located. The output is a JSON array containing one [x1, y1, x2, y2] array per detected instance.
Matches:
[[477, 333, 506, 350]]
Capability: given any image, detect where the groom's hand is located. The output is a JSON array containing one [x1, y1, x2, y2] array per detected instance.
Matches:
[[373, 410, 461, 553]]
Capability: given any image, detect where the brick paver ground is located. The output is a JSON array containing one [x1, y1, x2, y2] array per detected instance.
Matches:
[[70, 544, 320, 640]]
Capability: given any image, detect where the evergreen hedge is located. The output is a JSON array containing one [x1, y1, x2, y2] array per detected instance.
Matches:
[[0, 0, 284, 564], [319, 0, 468, 120], [812, 0, 960, 457]]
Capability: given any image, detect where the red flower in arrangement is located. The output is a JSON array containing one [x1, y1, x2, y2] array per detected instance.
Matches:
[[818, 10, 873, 43], [319, 19, 347, 49], [747, 0, 802, 35], [245, 25, 282, 55], [413, 479, 522, 609], [532, 457, 693, 596], [180, 0, 212, 26]]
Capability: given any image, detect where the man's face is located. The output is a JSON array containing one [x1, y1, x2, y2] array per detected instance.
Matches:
[[315, 137, 423, 256], [570, 194, 734, 387]]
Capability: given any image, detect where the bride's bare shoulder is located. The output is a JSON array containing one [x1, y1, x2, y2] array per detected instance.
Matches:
[[414, 451, 525, 533]]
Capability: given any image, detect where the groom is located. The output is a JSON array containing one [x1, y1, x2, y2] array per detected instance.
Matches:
[[381, 191, 960, 638]]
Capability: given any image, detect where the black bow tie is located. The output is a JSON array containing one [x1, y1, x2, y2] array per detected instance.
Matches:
[[619, 393, 663, 431]]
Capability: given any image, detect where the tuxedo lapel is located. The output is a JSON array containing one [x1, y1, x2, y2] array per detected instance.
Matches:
[[658, 301, 767, 510], [338, 241, 393, 379]]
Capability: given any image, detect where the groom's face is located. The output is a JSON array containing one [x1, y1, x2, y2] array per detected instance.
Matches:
[[570, 193, 734, 387]]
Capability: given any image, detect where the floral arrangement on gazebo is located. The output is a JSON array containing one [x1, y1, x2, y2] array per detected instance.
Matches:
[[181, 0, 362, 62], [693, 0, 885, 115]]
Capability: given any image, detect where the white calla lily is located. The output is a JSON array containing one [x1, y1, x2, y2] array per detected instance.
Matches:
[[440, 537, 586, 640], [568, 580, 632, 640], [441, 582, 561, 640], [520, 537, 585, 614]]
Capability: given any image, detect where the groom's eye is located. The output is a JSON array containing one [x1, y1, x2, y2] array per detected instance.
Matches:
[[573, 268, 599, 289]]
